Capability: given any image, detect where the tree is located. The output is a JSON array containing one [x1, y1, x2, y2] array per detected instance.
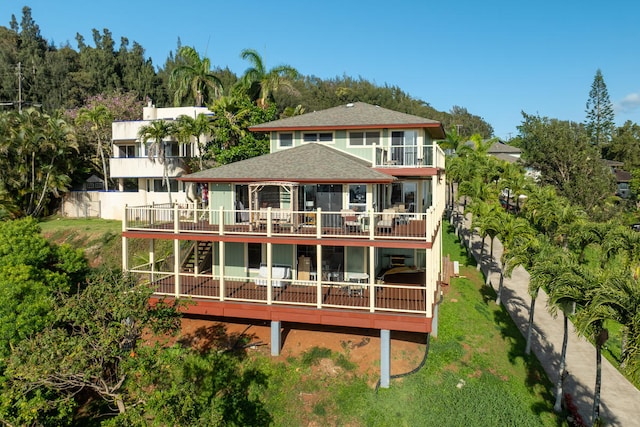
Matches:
[[606, 120, 640, 170], [0, 217, 87, 362], [515, 113, 614, 216], [494, 214, 535, 305], [77, 104, 113, 190], [3, 270, 182, 422], [447, 106, 494, 139], [170, 46, 223, 107], [107, 345, 271, 426], [207, 94, 277, 165], [585, 69, 615, 147], [0, 109, 79, 218], [138, 120, 177, 203], [468, 200, 502, 273], [175, 113, 213, 170], [513, 234, 555, 355], [538, 250, 584, 413], [238, 48, 300, 108]]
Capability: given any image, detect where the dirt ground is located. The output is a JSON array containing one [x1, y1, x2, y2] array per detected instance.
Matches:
[[150, 315, 430, 383]]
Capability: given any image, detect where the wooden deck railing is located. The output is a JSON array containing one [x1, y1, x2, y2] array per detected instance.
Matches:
[[124, 205, 442, 242], [132, 266, 428, 316]]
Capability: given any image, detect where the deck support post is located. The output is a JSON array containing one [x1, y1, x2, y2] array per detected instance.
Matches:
[[432, 302, 439, 338], [271, 320, 281, 356], [380, 329, 391, 388]]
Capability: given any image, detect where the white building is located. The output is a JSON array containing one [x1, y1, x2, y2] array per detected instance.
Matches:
[[62, 104, 213, 220]]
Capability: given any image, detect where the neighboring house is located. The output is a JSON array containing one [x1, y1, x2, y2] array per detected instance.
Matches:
[[604, 160, 632, 199], [120, 102, 447, 387], [61, 103, 213, 219], [487, 139, 521, 163]]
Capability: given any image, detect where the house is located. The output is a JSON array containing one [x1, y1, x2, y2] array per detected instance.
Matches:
[[120, 102, 447, 387], [487, 139, 521, 163], [604, 160, 632, 199], [61, 103, 213, 219]]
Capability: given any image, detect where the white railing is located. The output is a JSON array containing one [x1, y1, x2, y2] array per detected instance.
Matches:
[[131, 267, 428, 315], [124, 205, 439, 242], [372, 144, 445, 168]]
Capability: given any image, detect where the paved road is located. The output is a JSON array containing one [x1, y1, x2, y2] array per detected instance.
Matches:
[[454, 212, 640, 427]]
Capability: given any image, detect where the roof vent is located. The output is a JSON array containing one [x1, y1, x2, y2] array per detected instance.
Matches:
[[346, 103, 354, 107]]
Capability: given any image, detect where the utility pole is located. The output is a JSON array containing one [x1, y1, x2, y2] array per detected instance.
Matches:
[[17, 62, 22, 113]]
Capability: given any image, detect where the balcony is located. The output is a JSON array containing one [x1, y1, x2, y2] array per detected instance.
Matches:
[[373, 144, 445, 169], [139, 272, 431, 317], [123, 205, 443, 243], [109, 157, 189, 178], [123, 204, 443, 331]]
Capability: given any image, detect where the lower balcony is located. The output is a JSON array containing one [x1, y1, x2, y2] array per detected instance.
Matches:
[[136, 270, 437, 333]]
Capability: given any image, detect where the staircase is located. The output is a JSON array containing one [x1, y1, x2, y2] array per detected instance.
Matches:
[[181, 241, 213, 273]]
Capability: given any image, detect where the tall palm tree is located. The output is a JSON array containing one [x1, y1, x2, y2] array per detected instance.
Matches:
[[468, 200, 502, 273], [516, 235, 555, 355], [571, 264, 613, 425], [35, 113, 78, 217], [174, 113, 213, 170], [543, 251, 585, 413], [170, 46, 223, 107], [439, 125, 464, 155], [77, 105, 113, 191], [495, 214, 535, 305], [239, 48, 299, 108], [138, 120, 177, 203]]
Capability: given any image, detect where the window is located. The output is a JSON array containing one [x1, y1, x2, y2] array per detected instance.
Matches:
[[303, 132, 333, 143], [151, 179, 179, 193], [348, 184, 366, 212], [247, 243, 263, 269], [119, 145, 136, 158], [349, 131, 380, 146], [279, 133, 293, 147], [165, 141, 179, 157], [123, 178, 138, 192]]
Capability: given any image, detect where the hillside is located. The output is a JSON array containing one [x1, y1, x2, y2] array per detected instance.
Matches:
[[39, 216, 123, 269]]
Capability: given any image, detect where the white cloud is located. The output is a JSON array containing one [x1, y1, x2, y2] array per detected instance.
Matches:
[[614, 92, 640, 114]]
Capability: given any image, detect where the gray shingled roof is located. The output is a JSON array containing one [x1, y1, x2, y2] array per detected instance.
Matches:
[[181, 143, 395, 183], [249, 102, 445, 138], [488, 141, 522, 154]]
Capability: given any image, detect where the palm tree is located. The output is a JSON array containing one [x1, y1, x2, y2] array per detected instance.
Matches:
[[170, 46, 223, 107], [468, 200, 503, 274], [77, 105, 113, 191], [517, 235, 556, 355], [35, 113, 79, 217], [495, 214, 535, 305], [174, 113, 213, 170], [571, 264, 613, 425], [543, 251, 585, 413], [439, 125, 464, 155], [239, 48, 299, 108], [138, 120, 177, 203]]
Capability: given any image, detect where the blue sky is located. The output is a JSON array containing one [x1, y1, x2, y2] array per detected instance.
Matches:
[[3, 0, 640, 140]]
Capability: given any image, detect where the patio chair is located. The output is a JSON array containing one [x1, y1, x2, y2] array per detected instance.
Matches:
[[376, 208, 397, 233], [341, 209, 360, 232]]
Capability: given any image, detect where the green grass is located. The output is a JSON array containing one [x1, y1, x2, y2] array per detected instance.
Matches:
[[38, 215, 122, 235]]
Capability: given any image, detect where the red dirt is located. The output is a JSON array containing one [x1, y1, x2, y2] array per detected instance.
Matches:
[[147, 315, 429, 383]]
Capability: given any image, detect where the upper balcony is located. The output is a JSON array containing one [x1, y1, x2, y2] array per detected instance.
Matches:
[[123, 204, 443, 245], [109, 157, 189, 179], [372, 144, 445, 169]]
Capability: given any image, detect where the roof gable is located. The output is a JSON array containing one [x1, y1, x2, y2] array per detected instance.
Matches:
[[181, 143, 395, 183]]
